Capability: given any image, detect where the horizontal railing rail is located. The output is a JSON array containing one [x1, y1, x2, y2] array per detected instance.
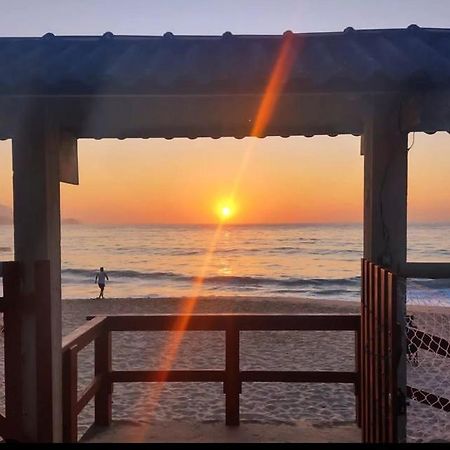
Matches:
[[399, 262, 450, 279], [406, 386, 450, 413], [62, 313, 361, 443], [99, 313, 359, 331], [62, 315, 108, 353], [406, 327, 450, 359]]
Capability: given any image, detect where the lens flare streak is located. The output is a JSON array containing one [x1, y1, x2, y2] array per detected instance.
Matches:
[[134, 33, 299, 430]]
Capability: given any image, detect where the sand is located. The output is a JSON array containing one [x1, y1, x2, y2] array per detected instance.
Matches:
[[63, 295, 361, 442], [1, 295, 447, 442]]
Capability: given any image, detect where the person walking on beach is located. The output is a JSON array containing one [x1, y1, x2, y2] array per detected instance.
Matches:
[[95, 267, 109, 299]]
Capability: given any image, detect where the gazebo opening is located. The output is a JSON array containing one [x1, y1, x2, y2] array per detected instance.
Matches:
[[1, 27, 450, 444], [60, 135, 362, 300], [58, 135, 363, 440]]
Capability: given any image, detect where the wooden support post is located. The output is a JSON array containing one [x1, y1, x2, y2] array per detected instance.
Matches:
[[2, 262, 23, 442], [34, 260, 56, 441], [225, 325, 240, 426], [95, 331, 112, 426], [362, 98, 408, 443], [11, 103, 73, 441], [362, 99, 408, 269], [62, 346, 78, 443]]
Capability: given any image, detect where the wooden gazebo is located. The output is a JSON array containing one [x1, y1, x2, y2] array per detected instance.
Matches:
[[1, 25, 450, 442]]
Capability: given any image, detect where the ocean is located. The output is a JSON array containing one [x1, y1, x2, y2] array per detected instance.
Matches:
[[1, 223, 450, 304]]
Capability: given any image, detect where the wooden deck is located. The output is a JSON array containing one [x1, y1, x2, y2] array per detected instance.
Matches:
[[80, 420, 361, 443]]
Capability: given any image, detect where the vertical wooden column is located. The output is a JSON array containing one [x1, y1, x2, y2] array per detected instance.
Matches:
[[225, 324, 240, 426], [34, 260, 58, 441], [361, 98, 408, 442], [11, 103, 67, 441], [95, 331, 112, 426], [62, 346, 78, 443]]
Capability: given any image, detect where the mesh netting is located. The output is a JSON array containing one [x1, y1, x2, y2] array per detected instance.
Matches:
[[406, 280, 450, 443]]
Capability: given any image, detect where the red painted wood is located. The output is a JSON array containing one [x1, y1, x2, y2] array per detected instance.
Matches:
[[362, 259, 369, 442], [380, 268, 388, 443], [355, 325, 362, 428], [369, 262, 375, 443], [360, 260, 399, 443], [388, 272, 398, 443], [374, 266, 381, 442]]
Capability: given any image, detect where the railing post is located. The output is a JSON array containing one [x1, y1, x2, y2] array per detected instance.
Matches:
[[225, 324, 240, 426], [95, 329, 112, 426], [62, 346, 78, 443], [355, 326, 362, 428]]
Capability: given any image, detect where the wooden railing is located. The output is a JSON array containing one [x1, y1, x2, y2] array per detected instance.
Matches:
[[0, 261, 23, 442], [62, 313, 361, 443], [62, 316, 110, 442]]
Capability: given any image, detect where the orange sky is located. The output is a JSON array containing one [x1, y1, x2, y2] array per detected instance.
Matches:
[[0, 132, 449, 224]]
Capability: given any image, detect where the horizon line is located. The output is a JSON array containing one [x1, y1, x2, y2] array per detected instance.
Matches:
[[57, 220, 450, 226]]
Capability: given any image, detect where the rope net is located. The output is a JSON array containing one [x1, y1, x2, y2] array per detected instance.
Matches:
[[406, 279, 450, 443]]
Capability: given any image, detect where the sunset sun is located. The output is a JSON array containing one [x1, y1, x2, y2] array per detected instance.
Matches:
[[221, 206, 232, 218], [216, 200, 236, 221]]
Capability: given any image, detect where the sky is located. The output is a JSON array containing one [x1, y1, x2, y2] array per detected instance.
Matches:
[[0, 0, 449, 224]]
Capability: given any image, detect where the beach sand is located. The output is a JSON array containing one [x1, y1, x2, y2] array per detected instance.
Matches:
[[63, 296, 450, 443], [1, 295, 446, 442], [63, 295, 361, 442]]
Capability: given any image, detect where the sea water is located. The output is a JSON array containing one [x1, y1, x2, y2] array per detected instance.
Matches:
[[0, 223, 449, 304]]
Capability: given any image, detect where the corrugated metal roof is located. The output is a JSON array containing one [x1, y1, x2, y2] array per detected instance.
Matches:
[[1, 26, 450, 95]]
